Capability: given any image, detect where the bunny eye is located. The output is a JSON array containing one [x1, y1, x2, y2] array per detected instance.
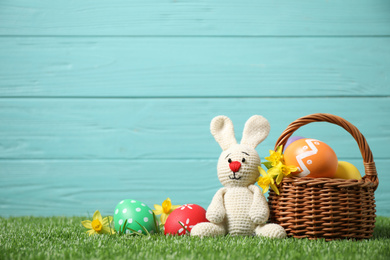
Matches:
[[242, 158, 246, 163], [228, 158, 232, 163]]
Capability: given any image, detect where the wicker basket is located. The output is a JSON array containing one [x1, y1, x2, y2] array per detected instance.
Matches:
[[268, 113, 379, 240]]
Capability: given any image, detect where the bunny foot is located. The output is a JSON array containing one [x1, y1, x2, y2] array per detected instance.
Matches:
[[255, 223, 287, 239], [191, 222, 226, 237]]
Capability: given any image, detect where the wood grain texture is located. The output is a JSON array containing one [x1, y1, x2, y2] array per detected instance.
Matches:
[[0, 0, 389, 218], [0, 98, 388, 160], [0, 159, 388, 217], [0, 160, 217, 217], [0, 37, 389, 97], [0, 0, 390, 36]]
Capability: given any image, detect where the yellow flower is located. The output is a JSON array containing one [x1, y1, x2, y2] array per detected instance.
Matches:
[[257, 166, 279, 195], [81, 210, 115, 236], [264, 146, 284, 167], [153, 198, 180, 224], [269, 161, 299, 185]]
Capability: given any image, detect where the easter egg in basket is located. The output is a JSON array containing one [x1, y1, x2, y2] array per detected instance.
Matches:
[[284, 138, 338, 178], [164, 204, 208, 235], [113, 199, 157, 235], [333, 161, 362, 180], [283, 136, 305, 152]]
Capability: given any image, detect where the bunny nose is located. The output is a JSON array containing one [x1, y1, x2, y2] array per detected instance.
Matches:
[[229, 161, 241, 173]]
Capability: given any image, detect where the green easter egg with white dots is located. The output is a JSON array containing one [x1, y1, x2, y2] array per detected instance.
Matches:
[[113, 199, 157, 235]]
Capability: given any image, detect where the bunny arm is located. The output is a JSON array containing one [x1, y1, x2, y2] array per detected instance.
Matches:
[[205, 187, 227, 224], [248, 185, 270, 224]]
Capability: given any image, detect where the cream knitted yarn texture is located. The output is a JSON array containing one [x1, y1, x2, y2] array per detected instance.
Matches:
[[191, 115, 286, 238]]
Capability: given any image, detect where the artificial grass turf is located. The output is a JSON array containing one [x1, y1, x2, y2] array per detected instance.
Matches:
[[1, 216, 389, 260]]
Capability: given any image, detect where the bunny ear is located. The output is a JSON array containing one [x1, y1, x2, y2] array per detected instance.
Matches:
[[210, 116, 237, 151], [241, 115, 270, 148]]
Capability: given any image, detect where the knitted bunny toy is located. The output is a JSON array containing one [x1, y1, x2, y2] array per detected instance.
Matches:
[[191, 115, 286, 238]]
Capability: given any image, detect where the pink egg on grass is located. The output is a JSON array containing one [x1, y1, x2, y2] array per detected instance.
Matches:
[[283, 136, 305, 152], [164, 204, 208, 235]]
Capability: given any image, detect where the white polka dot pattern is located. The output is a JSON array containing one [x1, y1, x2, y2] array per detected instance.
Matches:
[[113, 199, 157, 235]]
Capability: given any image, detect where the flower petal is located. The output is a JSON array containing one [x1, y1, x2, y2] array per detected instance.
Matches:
[[87, 229, 96, 236], [268, 166, 281, 178], [102, 216, 113, 226], [171, 205, 181, 211], [258, 166, 267, 176], [153, 204, 163, 215], [93, 210, 103, 223], [160, 213, 168, 225], [81, 220, 92, 229], [101, 226, 115, 235], [270, 183, 280, 195], [275, 172, 284, 185], [287, 165, 298, 174]]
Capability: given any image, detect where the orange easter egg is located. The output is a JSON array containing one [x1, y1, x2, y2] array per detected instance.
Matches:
[[284, 138, 338, 178]]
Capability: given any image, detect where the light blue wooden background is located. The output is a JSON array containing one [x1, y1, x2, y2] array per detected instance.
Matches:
[[0, 0, 389, 217]]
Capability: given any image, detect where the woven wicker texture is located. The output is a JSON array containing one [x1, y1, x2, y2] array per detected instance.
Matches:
[[268, 113, 378, 240]]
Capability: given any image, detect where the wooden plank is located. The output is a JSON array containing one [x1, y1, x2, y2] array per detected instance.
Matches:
[[0, 160, 218, 217], [0, 98, 388, 160], [0, 37, 389, 97], [0, 159, 387, 217], [0, 0, 390, 36]]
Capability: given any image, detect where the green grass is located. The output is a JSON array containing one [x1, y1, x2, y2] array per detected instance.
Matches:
[[1, 216, 390, 260]]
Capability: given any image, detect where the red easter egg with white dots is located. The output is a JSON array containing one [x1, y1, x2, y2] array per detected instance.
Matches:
[[164, 204, 208, 235]]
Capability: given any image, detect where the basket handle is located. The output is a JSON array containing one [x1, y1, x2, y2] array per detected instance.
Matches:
[[274, 113, 378, 184]]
